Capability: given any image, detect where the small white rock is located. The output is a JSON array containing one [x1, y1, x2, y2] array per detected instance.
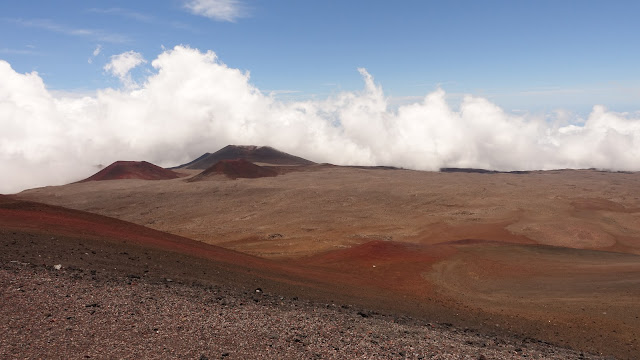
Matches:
[[53, 264, 62, 270]]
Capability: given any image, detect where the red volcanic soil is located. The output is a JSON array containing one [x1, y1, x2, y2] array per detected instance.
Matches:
[[178, 145, 315, 169], [190, 159, 279, 180], [0, 195, 401, 307], [2, 194, 638, 358], [298, 240, 458, 298], [80, 161, 181, 182], [2, 196, 600, 360], [0, 195, 465, 334], [0, 195, 272, 274]]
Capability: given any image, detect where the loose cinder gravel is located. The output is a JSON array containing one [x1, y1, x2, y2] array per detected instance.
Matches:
[[1, 262, 608, 360]]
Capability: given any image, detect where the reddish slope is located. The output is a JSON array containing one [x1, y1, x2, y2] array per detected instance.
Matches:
[[0, 195, 385, 301], [0, 195, 255, 266], [0, 195, 435, 319], [298, 240, 457, 297], [81, 161, 180, 182], [190, 159, 278, 180], [0, 194, 454, 310]]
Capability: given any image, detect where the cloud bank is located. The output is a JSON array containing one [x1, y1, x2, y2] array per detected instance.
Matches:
[[1, 45, 640, 194]]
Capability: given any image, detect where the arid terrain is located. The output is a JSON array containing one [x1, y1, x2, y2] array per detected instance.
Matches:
[[5, 146, 640, 358]]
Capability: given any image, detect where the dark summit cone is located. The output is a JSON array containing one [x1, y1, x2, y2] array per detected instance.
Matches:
[[178, 145, 315, 169]]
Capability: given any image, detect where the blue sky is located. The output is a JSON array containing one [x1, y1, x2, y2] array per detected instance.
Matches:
[[2, 0, 639, 114], [3, 1, 640, 194]]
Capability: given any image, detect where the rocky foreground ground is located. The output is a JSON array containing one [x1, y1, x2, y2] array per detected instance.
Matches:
[[1, 260, 609, 360]]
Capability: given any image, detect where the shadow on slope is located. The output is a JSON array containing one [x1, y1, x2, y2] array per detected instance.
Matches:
[[188, 159, 278, 181]]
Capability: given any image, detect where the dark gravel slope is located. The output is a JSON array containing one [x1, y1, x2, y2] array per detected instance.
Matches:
[[1, 229, 609, 360]]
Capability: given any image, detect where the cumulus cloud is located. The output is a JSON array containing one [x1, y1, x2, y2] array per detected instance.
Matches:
[[183, 0, 248, 22], [1, 45, 640, 194], [103, 50, 146, 86]]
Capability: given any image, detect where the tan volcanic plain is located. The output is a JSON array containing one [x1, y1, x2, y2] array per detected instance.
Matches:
[[17, 165, 640, 358], [20, 166, 640, 257]]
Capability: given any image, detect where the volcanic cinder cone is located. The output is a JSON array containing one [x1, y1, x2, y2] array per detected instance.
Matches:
[[178, 145, 315, 169], [80, 161, 181, 182]]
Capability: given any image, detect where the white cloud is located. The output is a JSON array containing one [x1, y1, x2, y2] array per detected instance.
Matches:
[[103, 50, 146, 86], [1, 45, 640, 194], [184, 0, 248, 22]]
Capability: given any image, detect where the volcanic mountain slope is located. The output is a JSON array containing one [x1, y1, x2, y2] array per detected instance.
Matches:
[[2, 195, 638, 359], [80, 161, 181, 182], [189, 159, 279, 180], [15, 165, 640, 358], [0, 195, 391, 306], [2, 195, 608, 359], [0, 194, 457, 309], [0, 195, 262, 273], [178, 145, 315, 169]]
